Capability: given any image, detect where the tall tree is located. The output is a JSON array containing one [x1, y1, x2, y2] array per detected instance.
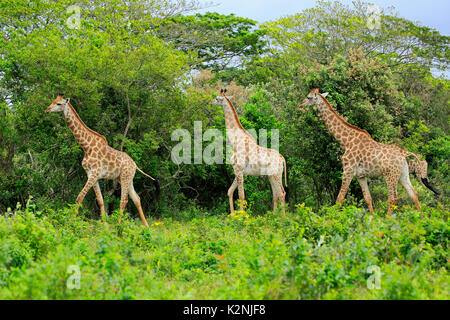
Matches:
[[156, 12, 267, 70], [262, 0, 449, 72]]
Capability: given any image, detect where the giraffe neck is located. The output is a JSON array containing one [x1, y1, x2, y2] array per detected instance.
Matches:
[[222, 97, 254, 147], [63, 103, 107, 152], [316, 95, 371, 148]]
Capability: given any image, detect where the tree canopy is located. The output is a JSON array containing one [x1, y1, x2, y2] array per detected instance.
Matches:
[[0, 0, 448, 214]]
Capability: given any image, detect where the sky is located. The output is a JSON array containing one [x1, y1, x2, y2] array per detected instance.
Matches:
[[195, 0, 450, 35]]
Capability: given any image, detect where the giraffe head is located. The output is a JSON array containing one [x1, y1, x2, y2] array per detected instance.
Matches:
[[211, 89, 232, 107], [299, 86, 328, 108], [408, 157, 440, 195], [409, 158, 428, 180], [45, 93, 70, 113]]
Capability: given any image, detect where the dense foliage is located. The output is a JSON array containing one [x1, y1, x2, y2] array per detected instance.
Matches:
[[0, 200, 447, 299], [0, 0, 448, 299]]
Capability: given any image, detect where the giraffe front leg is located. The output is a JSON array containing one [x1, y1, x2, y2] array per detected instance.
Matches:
[[227, 177, 238, 214], [76, 171, 100, 215], [357, 177, 374, 213], [385, 175, 400, 216], [235, 169, 245, 212], [93, 182, 106, 222], [336, 168, 354, 204]]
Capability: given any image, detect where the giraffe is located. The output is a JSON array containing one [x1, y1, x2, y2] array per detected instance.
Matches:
[[299, 86, 437, 215], [212, 89, 289, 214], [45, 94, 159, 227]]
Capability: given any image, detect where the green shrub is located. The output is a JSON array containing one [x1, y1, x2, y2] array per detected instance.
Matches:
[[0, 200, 447, 299]]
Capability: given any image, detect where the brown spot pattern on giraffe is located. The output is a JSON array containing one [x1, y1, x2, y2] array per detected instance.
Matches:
[[46, 94, 155, 227], [301, 88, 424, 215], [213, 91, 288, 215]]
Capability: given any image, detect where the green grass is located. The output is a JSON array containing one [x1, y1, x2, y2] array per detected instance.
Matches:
[[0, 199, 448, 299]]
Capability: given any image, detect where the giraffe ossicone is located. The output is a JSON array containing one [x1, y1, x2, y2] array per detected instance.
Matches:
[[46, 94, 159, 227], [300, 87, 437, 215]]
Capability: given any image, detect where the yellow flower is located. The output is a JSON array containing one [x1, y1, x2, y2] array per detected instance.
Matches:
[[227, 209, 250, 221], [151, 221, 163, 227]]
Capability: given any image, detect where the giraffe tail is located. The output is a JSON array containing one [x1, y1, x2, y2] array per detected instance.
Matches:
[[283, 157, 289, 203], [136, 166, 160, 198], [405, 152, 440, 195]]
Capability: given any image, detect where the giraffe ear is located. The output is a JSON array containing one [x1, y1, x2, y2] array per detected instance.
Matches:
[[65, 98, 70, 104], [322, 92, 329, 97]]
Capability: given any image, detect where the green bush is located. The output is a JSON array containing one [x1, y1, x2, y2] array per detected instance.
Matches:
[[0, 199, 447, 299]]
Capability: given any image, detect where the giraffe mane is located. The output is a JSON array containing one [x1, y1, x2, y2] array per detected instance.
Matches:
[[318, 94, 372, 139], [223, 96, 256, 141], [67, 103, 108, 145]]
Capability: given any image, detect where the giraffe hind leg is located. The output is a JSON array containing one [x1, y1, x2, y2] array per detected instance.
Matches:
[[269, 174, 285, 216], [129, 183, 149, 227], [268, 175, 278, 212], [357, 177, 374, 213], [399, 163, 421, 211], [118, 170, 133, 224], [227, 177, 238, 214]]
